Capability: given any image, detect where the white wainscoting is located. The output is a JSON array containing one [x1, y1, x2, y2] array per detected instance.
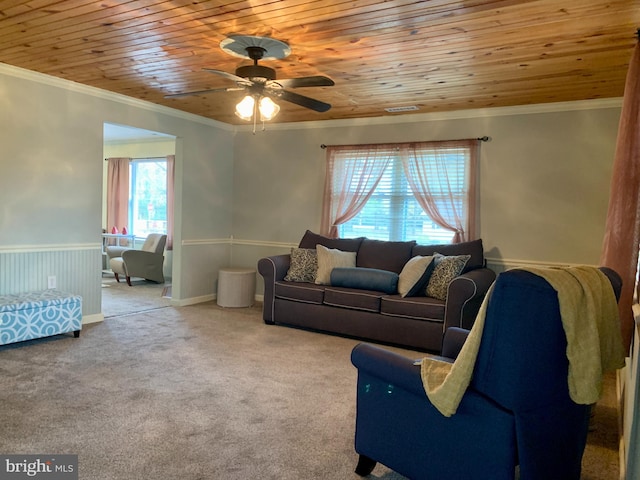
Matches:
[[0, 244, 102, 318]]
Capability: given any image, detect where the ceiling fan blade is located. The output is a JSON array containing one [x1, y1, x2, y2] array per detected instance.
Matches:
[[267, 89, 331, 112], [165, 87, 244, 98], [270, 76, 335, 89], [202, 68, 251, 85]]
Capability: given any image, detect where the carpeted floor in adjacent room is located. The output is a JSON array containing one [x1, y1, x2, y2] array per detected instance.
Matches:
[[0, 296, 620, 480]]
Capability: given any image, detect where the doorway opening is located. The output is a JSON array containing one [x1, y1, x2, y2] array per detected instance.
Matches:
[[102, 123, 176, 318]]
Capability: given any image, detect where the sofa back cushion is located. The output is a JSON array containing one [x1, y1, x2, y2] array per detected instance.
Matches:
[[298, 230, 363, 252], [357, 239, 416, 273], [412, 238, 484, 272]]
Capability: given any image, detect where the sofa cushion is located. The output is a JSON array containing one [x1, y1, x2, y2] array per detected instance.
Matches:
[[298, 230, 364, 252], [275, 281, 325, 305], [357, 239, 417, 273], [323, 287, 383, 313], [412, 238, 484, 272], [315, 245, 357, 285], [330, 267, 399, 294], [398, 255, 436, 297], [380, 295, 446, 322], [426, 254, 471, 301], [284, 248, 318, 282]]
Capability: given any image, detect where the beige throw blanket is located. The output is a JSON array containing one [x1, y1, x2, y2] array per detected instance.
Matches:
[[419, 266, 626, 417]]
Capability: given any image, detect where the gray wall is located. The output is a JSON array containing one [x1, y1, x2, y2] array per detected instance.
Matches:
[[231, 105, 621, 293]]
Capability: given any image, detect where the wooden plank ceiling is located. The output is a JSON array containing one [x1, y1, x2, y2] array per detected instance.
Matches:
[[1, 0, 638, 125]]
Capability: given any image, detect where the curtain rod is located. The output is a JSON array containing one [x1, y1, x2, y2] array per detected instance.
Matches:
[[104, 156, 169, 161], [320, 136, 490, 149]]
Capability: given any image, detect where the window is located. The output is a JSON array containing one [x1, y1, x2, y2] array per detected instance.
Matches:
[[322, 140, 478, 244], [129, 159, 168, 237], [106, 155, 174, 249]]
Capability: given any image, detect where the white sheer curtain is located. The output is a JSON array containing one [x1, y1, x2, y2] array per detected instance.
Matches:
[[321, 140, 479, 242], [320, 145, 395, 237], [400, 140, 479, 243]]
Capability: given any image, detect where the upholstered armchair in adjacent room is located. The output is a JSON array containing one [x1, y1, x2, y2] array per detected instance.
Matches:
[[351, 267, 623, 480], [106, 233, 167, 286]]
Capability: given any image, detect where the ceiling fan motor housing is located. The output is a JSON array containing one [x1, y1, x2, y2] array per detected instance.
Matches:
[[236, 64, 276, 81]]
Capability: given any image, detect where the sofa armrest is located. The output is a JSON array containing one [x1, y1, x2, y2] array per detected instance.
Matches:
[[445, 267, 496, 331], [257, 254, 291, 324], [441, 327, 470, 359], [105, 246, 131, 259]]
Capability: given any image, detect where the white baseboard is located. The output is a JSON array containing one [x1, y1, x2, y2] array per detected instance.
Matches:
[[170, 294, 215, 307], [83, 313, 104, 324]]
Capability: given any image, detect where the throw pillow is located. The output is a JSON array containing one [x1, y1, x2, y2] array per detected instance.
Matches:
[[315, 244, 357, 285], [426, 254, 471, 301], [284, 248, 318, 282], [398, 255, 435, 297], [330, 267, 399, 294]]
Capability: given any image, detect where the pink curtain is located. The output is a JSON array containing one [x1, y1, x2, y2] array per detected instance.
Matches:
[[106, 157, 130, 242], [401, 140, 479, 243], [166, 155, 175, 250], [600, 42, 640, 351], [320, 145, 394, 237]]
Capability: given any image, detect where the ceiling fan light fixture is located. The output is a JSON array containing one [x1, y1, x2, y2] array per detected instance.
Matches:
[[259, 96, 280, 121], [235, 95, 255, 120]]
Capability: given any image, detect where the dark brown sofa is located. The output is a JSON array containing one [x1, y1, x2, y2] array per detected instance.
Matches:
[[257, 231, 496, 353]]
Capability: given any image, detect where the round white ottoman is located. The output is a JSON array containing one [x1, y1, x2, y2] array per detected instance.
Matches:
[[217, 268, 256, 307]]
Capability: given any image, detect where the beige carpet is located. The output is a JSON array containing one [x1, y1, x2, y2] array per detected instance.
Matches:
[[0, 301, 620, 480], [101, 275, 171, 318]]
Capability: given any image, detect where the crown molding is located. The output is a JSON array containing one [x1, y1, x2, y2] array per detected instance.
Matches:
[[1, 61, 621, 135], [0, 62, 234, 132], [244, 97, 623, 132]]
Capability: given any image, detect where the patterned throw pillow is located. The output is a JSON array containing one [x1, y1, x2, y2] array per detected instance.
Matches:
[[284, 248, 318, 282], [425, 254, 471, 301], [315, 244, 357, 285]]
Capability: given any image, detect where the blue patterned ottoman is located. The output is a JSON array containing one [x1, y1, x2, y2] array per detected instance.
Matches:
[[0, 289, 82, 346]]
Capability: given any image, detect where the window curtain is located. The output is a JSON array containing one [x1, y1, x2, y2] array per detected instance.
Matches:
[[166, 155, 175, 250], [106, 157, 131, 243], [599, 41, 640, 351], [400, 140, 479, 243], [320, 145, 395, 237]]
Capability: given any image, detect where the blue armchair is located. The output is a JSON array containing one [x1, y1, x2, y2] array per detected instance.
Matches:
[[351, 267, 622, 480]]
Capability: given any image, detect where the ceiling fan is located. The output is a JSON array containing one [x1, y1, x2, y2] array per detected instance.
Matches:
[[165, 35, 335, 117]]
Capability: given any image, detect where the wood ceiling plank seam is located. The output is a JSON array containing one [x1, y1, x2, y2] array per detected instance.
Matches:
[[299, 28, 635, 64], [0, 0, 69, 17], [295, 4, 640, 47], [0, 0, 349, 40], [0, 0, 456, 47], [2, 0, 636, 61], [0, 0, 131, 32], [3, 28, 616, 77], [299, 2, 640, 42], [0, 0, 98, 28], [23, 21, 632, 71], [0, 0, 195, 42]]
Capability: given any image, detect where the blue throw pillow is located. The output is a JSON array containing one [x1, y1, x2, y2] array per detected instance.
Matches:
[[330, 267, 399, 294]]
